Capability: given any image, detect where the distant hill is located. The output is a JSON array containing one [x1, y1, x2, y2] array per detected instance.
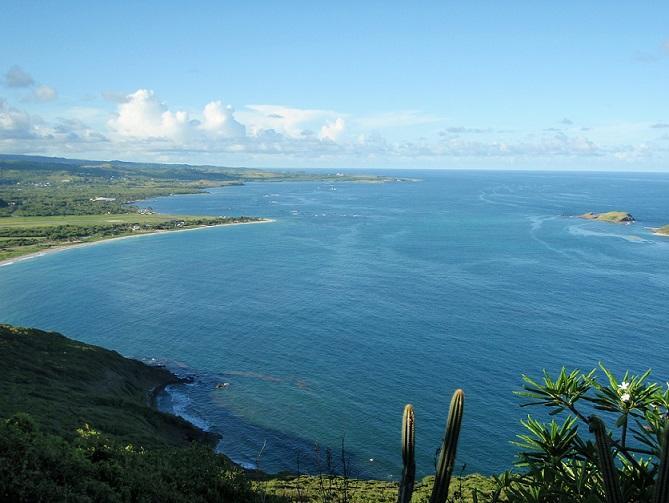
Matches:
[[0, 154, 95, 165], [0, 153, 393, 183]]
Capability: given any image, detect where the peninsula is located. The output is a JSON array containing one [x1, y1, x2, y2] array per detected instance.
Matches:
[[0, 154, 396, 262], [0, 214, 271, 265], [579, 211, 635, 224]]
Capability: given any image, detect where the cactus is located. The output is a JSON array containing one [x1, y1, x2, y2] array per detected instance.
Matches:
[[397, 404, 416, 503], [589, 416, 623, 503], [430, 389, 465, 503], [396, 390, 464, 503], [654, 425, 669, 503]]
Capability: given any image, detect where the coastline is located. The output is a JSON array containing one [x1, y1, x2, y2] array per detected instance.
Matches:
[[146, 370, 222, 446], [148, 372, 186, 410], [0, 218, 275, 268]]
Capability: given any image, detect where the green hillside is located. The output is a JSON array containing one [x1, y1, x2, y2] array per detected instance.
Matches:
[[0, 324, 215, 448]]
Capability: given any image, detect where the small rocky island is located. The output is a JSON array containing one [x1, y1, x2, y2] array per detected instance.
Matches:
[[579, 211, 635, 224], [653, 225, 669, 236]]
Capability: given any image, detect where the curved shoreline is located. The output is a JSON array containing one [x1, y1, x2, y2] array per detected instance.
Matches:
[[0, 218, 275, 268]]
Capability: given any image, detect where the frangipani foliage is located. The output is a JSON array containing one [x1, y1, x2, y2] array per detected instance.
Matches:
[[482, 365, 669, 502]]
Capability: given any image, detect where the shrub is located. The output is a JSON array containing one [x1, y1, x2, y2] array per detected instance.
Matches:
[[0, 415, 254, 502], [484, 365, 669, 502]]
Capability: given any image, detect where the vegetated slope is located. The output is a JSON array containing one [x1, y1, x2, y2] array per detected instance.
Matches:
[[0, 416, 255, 503], [0, 324, 213, 448]]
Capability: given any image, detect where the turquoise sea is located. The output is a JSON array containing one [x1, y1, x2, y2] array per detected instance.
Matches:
[[1, 170, 668, 479]]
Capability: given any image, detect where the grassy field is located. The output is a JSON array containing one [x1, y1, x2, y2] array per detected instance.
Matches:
[[0, 213, 263, 261], [0, 213, 194, 228], [255, 473, 496, 502]]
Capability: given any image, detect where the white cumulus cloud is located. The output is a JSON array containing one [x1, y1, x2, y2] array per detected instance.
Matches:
[[200, 101, 245, 138], [319, 117, 346, 141], [108, 89, 190, 140], [239, 104, 340, 138], [0, 99, 37, 139]]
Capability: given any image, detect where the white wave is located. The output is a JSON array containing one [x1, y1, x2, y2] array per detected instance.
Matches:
[[568, 225, 650, 243], [525, 215, 577, 259], [528, 215, 556, 231], [233, 459, 257, 470], [164, 385, 211, 431], [478, 189, 525, 208]]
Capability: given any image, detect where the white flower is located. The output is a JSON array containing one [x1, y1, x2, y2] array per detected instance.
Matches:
[[618, 381, 630, 391], [621, 393, 631, 403]]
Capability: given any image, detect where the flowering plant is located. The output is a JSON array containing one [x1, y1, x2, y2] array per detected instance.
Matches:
[[486, 365, 669, 502]]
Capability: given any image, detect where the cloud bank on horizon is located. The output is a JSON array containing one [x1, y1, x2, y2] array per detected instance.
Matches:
[[0, 66, 667, 170], [0, 1, 668, 170]]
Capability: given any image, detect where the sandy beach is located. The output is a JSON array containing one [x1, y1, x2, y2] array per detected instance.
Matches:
[[0, 218, 275, 268]]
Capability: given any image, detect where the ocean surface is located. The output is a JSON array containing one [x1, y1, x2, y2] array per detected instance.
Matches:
[[1, 170, 668, 479]]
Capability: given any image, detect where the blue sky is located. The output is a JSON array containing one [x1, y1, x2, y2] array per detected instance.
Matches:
[[1, 1, 668, 169]]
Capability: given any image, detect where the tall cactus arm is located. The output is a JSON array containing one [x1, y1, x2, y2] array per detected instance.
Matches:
[[430, 389, 465, 503], [397, 404, 416, 503]]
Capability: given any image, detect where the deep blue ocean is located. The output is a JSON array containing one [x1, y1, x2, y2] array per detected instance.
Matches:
[[1, 170, 668, 479]]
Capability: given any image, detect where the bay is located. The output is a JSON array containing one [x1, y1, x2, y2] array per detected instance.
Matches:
[[1, 170, 668, 479]]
